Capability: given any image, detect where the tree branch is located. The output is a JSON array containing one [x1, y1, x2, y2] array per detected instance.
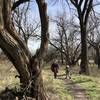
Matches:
[[36, 0, 49, 60], [82, 0, 88, 17], [84, 0, 93, 25], [79, 0, 83, 6], [12, 0, 30, 10]]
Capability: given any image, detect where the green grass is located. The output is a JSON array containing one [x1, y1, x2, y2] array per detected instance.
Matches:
[[43, 65, 100, 100], [71, 64, 100, 100], [0, 60, 100, 100], [72, 74, 100, 100]]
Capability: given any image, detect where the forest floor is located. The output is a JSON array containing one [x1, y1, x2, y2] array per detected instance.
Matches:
[[0, 59, 100, 100]]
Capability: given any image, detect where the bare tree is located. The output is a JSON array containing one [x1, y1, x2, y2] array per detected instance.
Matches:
[[50, 0, 93, 74], [87, 13, 100, 69], [44, 46, 59, 63], [0, 0, 49, 99], [50, 12, 81, 66], [13, 3, 40, 45], [66, 0, 93, 74]]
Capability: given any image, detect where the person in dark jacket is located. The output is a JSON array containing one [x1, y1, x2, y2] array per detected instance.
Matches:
[[51, 62, 59, 78]]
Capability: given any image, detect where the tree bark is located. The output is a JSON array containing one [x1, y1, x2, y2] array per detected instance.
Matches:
[[0, 0, 31, 87], [75, 0, 93, 75], [0, 0, 49, 99], [80, 25, 89, 74], [31, 0, 49, 98], [95, 48, 100, 69]]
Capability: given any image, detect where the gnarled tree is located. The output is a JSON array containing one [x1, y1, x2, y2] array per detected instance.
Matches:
[[0, 0, 49, 99]]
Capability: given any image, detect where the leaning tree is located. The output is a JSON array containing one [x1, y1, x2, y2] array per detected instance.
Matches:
[[0, 0, 49, 99]]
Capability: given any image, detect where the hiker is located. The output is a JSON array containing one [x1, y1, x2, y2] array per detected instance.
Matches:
[[65, 65, 71, 79], [51, 61, 59, 78]]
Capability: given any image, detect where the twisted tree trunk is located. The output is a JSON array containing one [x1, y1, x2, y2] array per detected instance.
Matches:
[[0, 0, 49, 99]]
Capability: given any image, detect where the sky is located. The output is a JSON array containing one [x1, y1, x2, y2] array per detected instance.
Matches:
[[27, 0, 70, 53], [26, 0, 100, 53]]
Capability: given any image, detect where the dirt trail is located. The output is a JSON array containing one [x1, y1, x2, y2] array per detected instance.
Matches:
[[65, 79, 88, 100]]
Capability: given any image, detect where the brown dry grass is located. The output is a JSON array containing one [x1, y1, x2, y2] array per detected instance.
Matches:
[[0, 59, 19, 91]]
